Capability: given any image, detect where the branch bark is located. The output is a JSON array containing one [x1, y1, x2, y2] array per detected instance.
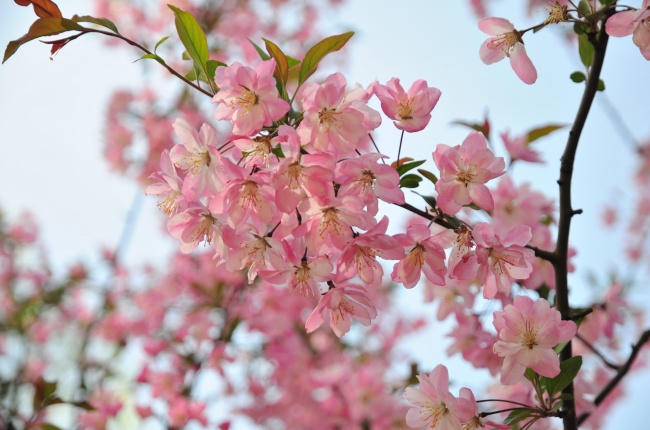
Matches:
[[552, 12, 613, 430]]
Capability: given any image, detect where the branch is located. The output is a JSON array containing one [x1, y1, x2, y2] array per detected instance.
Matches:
[[575, 333, 620, 371], [526, 244, 557, 263], [552, 10, 614, 430], [396, 202, 457, 230], [82, 28, 214, 98], [577, 328, 650, 426]]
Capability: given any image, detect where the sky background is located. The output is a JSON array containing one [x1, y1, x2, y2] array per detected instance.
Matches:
[[1, 0, 650, 428]]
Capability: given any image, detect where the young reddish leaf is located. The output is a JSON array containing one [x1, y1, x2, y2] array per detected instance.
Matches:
[[40, 34, 81, 59], [451, 119, 490, 140], [14, 0, 62, 18], [71, 15, 119, 34], [263, 38, 289, 84], [525, 124, 566, 144], [298, 31, 354, 85], [391, 157, 414, 170], [3, 17, 84, 64]]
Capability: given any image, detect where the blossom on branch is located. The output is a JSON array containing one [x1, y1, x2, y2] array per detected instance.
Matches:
[[478, 17, 537, 84], [372, 78, 441, 132], [213, 59, 290, 136], [433, 131, 505, 215], [493, 296, 577, 385], [606, 0, 650, 61]]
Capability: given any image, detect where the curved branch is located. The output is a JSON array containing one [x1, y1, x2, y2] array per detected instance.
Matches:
[[577, 328, 650, 426]]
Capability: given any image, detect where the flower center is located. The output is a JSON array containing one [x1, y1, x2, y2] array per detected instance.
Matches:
[[354, 169, 376, 191], [192, 214, 216, 245], [397, 95, 414, 120], [292, 262, 314, 297], [181, 151, 211, 175], [233, 85, 259, 114], [318, 107, 341, 130], [320, 207, 345, 237], [517, 317, 538, 349], [490, 31, 521, 56], [237, 181, 261, 209], [456, 168, 475, 185], [157, 190, 181, 215]]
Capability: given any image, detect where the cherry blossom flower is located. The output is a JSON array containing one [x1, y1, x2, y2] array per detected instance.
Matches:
[[305, 282, 377, 337], [606, 0, 650, 61], [392, 224, 454, 288], [403, 365, 470, 430], [145, 149, 186, 215], [335, 152, 405, 214], [169, 119, 223, 201], [501, 130, 543, 163], [372, 78, 441, 132], [297, 72, 381, 155], [213, 59, 290, 136], [433, 131, 505, 215], [478, 17, 538, 84], [493, 296, 577, 385], [473, 222, 535, 299]]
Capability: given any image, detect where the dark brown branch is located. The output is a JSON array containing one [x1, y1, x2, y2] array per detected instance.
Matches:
[[552, 10, 614, 430], [396, 203, 457, 230], [575, 333, 620, 371], [526, 244, 557, 263], [577, 328, 650, 426]]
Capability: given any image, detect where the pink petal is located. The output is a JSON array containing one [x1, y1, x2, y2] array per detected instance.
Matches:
[[510, 43, 537, 85], [478, 17, 515, 35]]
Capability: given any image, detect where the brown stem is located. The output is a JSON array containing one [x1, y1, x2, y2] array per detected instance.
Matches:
[[552, 9, 613, 430], [575, 333, 620, 371], [82, 28, 214, 98], [577, 328, 650, 426]]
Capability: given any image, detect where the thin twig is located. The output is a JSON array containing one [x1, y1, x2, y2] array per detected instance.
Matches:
[[83, 28, 214, 98], [575, 333, 620, 371], [577, 328, 650, 425]]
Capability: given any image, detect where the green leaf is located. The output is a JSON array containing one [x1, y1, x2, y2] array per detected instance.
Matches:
[[415, 193, 437, 209], [3, 17, 85, 63], [168, 5, 211, 90], [286, 55, 300, 68], [248, 39, 271, 61], [399, 174, 422, 189], [573, 22, 587, 35], [578, 33, 594, 68], [135, 53, 166, 66], [396, 159, 426, 176], [271, 145, 285, 158], [526, 124, 566, 144], [30, 424, 64, 430], [263, 38, 289, 85], [417, 168, 438, 185], [504, 408, 534, 426], [542, 355, 582, 397], [298, 31, 354, 85], [71, 15, 119, 33], [570, 71, 586, 83], [577, 0, 592, 17], [206, 59, 225, 80], [70, 400, 95, 410], [154, 35, 170, 54], [597, 79, 605, 92], [524, 368, 536, 384]]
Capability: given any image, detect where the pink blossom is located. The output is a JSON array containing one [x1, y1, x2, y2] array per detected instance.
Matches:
[[223, 223, 286, 284], [335, 152, 405, 214], [145, 150, 186, 215], [169, 118, 224, 201], [606, 0, 650, 60], [473, 222, 535, 299], [402, 365, 469, 430], [337, 216, 405, 287], [297, 72, 381, 155], [493, 296, 577, 385], [479, 17, 538, 84], [305, 282, 377, 337], [391, 224, 454, 288], [213, 59, 290, 136], [167, 203, 225, 255], [372, 78, 441, 132], [501, 130, 543, 163], [434, 131, 505, 215]]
